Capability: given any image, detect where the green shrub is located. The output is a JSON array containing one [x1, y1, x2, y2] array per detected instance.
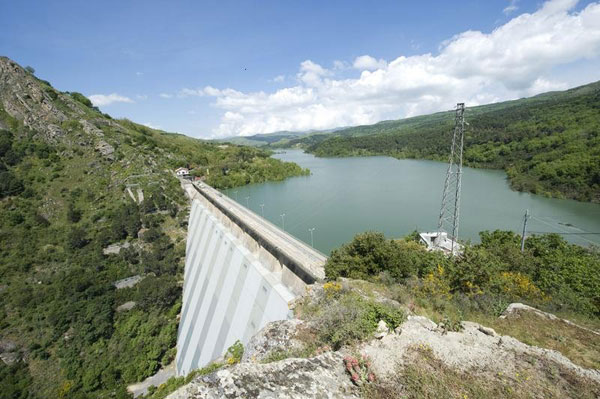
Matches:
[[310, 290, 405, 349], [326, 230, 600, 316], [70, 92, 93, 108]]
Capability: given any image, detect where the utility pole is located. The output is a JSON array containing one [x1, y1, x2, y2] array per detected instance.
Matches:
[[260, 203, 265, 218], [308, 228, 315, 247], [437, 103, 466, 255], [521, 209, 530, 252], [280, 213, 286, 231]]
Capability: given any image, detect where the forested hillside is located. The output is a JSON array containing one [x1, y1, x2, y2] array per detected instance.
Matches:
[[295, 81, 600, 202], [0, 57, 307, 399]]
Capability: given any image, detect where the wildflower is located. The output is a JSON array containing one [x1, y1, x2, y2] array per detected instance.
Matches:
[[367, 373, 376, 382]]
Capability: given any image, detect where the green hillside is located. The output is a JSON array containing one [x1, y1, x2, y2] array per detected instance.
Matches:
[[293, 81, 600, 202], [215, 131, 307, 147], [0, 57, 307, 399]]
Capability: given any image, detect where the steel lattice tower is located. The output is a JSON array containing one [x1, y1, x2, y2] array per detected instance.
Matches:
[[437, 103, 465, 254]]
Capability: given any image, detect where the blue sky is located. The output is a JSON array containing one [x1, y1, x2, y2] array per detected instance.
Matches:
[[2, 0, 600, 138]]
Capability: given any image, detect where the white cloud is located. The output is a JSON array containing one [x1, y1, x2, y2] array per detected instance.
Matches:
[[273, 75, 285, 83], [89, 93, 134, 107], [159, 93, 173, 98], [136, 71, 144, 76], [296, 60, 331, 87], [504, 0, 519, 15], [191, 0, 600, 137], [353, 55, 388, 71], [333, 60, 350, 70], [136, 94, 148, 100]]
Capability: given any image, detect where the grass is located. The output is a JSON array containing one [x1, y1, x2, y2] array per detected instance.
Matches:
[[140, 362, 224, 399], [296, 286, 405, 350], [341, 278, 600, 372], [476, 311, 600, 370], [364, 346, 600, 399]]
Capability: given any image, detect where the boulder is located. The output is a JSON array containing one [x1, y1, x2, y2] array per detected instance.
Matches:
[[168, 352, 359, 399], [242, 319, 305, 363]]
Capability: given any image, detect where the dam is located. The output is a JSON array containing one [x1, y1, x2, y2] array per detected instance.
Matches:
[[176, 180, 326, 376]]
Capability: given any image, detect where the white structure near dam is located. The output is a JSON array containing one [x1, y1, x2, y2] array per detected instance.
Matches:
[[176, 181, 326, 376]]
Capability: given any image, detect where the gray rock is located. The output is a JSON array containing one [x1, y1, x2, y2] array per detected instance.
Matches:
[[95, 140, 115, 160], [0, 57, 83, 141], [0, 352, 20, 365], [242, 319, 305, 363], [0, 339, 19, 365], [80, 119, 104, 137], [374, 320, 389, 339], [117, 301, 137, 312], [103, 241, 131, 255], [168, 352, 359, 399], [113, 275, 144, 289], [361, 316, 600, 384]]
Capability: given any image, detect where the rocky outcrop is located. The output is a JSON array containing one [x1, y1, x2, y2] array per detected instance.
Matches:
[[80, 119, 104, 137], [501, 302, 600, 336], [0, 339, 20, 365], [241, 319, 305, 363], [95, 140, 115, 160], [170, 307, 600, 398], [0, 56, 82, 141], [361, 315, 600, 383], [168, 352, 359, 399]]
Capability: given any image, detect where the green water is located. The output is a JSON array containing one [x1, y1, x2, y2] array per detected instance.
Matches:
[[224, 150, 600, 255]]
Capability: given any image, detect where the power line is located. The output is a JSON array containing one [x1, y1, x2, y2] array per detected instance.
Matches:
[[528, 215, 599, 246], [527, 231, 600, 235]]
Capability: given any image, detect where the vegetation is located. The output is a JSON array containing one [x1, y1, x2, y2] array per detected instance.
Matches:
[[297, 283, 405, 350], [323, 231, 600, 397], [364, 345, 600, 399], [0, 63, 310, 398], [326, 230, 600, 318], [290, 81, 600, 202], [140, 362, 224, 399], [480, 311, 600, 370]]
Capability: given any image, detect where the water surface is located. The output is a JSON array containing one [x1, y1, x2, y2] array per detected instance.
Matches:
[[224, 150, 600, 254]]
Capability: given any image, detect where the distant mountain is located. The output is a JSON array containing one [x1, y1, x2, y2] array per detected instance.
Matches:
[[216, 127, 345, 147], [0, 56, 307, 399], [288, 81, 600, 202]]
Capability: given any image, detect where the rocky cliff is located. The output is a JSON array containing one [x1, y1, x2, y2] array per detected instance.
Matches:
[[165, 281, 600, 399]]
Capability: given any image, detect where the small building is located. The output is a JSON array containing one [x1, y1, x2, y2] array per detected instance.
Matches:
[[419, 231, 463, 256], [175, 167, 190, 177]]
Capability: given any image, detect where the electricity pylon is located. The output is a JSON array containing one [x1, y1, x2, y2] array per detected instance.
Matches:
[[437, 103, 465, 254]]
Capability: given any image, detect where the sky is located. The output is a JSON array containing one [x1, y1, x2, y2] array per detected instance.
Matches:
[[1, 0, 600, 138]]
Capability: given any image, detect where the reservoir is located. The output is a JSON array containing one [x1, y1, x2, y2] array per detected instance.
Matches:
[[223, 150, 600, 254]]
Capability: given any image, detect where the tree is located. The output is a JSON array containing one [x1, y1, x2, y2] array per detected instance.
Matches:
[[25, 66, 35, 74]]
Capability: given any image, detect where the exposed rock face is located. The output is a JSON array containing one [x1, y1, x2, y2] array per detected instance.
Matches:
[[96, 140, 115, 160], [168, 352, 360, 399], [501, 302, 600, 336], [361, 315, 600, 384], [113, 275, 144, 289], [0, 56, 82, 140], [80, 119, 104, 137], [103, 241, 131, 255], [242, 319, 305, 363], [117, 301, 137, 312], [0, 339, 19, 365], [170, 307, 600, 398]]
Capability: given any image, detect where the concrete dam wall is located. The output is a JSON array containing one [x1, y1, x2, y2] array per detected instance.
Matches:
[[176, 181, 326, 376]]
